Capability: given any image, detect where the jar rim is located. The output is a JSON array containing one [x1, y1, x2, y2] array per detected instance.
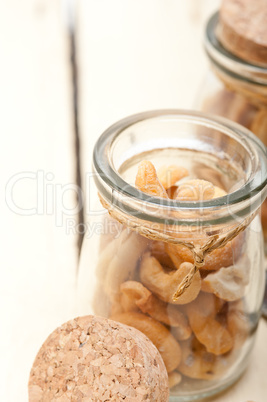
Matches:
[[93, 110, 267, 226], [204, 12, 267, 86]]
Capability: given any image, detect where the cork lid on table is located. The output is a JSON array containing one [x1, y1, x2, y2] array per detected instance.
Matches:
[[28, 315, 169, 401]]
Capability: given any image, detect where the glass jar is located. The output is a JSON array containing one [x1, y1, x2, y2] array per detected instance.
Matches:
[[196, 12, 267, 245], [78, 110, 267, 401]]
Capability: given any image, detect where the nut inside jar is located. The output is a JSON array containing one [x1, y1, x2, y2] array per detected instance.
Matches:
[[94, 160, 253, 392]]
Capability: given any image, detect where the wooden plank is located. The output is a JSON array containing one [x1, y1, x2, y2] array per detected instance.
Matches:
[[77, 0, 220, 174], [0, 1, 77, 400]]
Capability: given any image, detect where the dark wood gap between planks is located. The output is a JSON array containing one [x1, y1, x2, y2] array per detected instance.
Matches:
[[66, 1, 84, 255]]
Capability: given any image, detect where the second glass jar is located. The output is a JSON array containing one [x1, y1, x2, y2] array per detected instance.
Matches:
[[196, 12, 267, 246]]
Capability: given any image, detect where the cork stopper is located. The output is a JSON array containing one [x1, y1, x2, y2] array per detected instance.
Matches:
[[28, 315, 169, 401], [217, 0, 267, 66]]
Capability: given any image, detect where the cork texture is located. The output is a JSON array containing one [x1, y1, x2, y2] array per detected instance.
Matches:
[[217, 0, 267, 66], [28, 315, 169, 401]]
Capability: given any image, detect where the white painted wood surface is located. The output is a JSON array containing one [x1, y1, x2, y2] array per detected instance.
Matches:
[[1, 0, 266, 401], [77, 0, 220, 174], [0, 1, 77, 401]]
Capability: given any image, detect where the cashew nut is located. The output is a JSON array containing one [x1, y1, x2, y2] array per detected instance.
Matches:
[[213, 186, 227, 199], [119, 291, 140, 313], [171, 323, 192, 342], [166, 232, 244, 271], [227, 300, 249, 349], [191, 291, 225, 319], [120, 281, 191, 338], [157, 165, 188, 189], [185, 292, 233, 355], [120, 280, 151, 313], [168, 371, 182, 388], [178, 336, 216, 380], [150, 241, 176, 269], [139, 253, 201, 304], [135, 160, 168, 199], [110, 312, 182, 373], [175, 179, 215, 201], [201, 254, 250, 301], [166, 178, 243, 272], [96, 228, 148, 301], [166, 185, 179, 199], [178, 336, 235, 380]]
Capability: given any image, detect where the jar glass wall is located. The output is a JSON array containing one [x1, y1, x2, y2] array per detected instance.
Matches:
[[78, 111, 267, 401]]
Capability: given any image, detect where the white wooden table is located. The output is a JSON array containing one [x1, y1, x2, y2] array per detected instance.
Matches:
[[1, 1, 266, 401]]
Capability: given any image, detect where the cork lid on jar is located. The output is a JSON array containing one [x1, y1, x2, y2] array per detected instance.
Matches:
[[28, 315, 169, 401], [217, 0, 267, 67]]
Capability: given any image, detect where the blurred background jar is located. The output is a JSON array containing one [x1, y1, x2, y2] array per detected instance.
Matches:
[[195, 0, 267, 246], [78, 110, 267, 401]]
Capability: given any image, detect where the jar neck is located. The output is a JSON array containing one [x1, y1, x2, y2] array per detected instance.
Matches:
[[98, 190, 262, 241], [93, 110, 267, 231], [205, 12, 267, 105], [210, 63, 267, 108]]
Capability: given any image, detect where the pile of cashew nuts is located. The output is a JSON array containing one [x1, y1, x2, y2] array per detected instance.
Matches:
[[93, 162, 251, 389]]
